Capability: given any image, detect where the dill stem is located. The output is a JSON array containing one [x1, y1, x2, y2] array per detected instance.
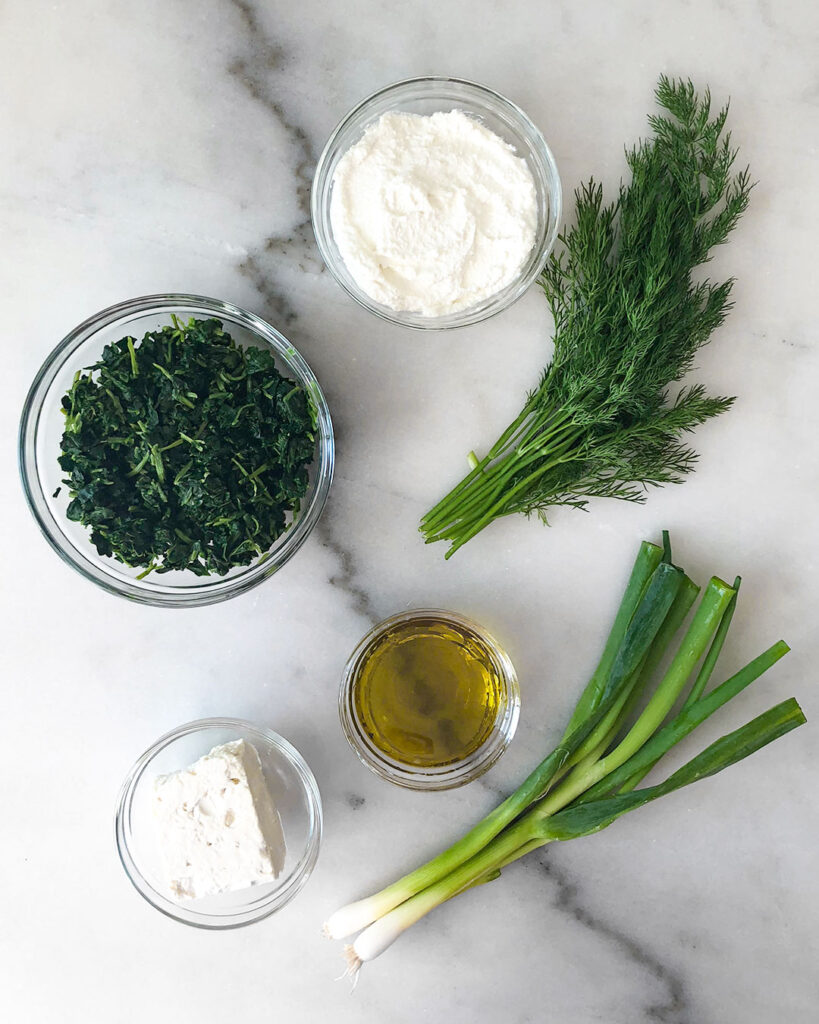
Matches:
[[423, 416, 582, 538], [450, 427, 585, 536], [441, 428, 588, 555], [420, 406, 535, 522], [423, 415, 577, 538], [420, 401, 568, 529]]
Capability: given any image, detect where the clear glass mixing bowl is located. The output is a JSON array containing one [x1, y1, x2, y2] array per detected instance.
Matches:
[[311, 77, 562, 330], [19, 294, 334, 607], [339, 608, 521, 790], [115, 718, 323, 928]]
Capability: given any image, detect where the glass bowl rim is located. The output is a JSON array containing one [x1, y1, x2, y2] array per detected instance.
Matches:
[[114, 716, 323, 929], [18, 293, 334, 608], [339, 607, 521, 791], [311, 75, 562, 331]]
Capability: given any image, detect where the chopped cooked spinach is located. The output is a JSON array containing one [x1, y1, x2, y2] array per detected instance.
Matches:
[[57, 316, 317, 577]]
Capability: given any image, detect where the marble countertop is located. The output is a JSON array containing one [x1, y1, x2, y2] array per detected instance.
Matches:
[[2, 1, 817, 1021]]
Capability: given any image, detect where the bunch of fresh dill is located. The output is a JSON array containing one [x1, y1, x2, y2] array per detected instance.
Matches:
[[421, 77, 752, 557]]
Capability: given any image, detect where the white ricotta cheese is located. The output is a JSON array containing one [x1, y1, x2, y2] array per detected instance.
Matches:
[[329, 109, 538, 316], [153, 739, 286, 900]]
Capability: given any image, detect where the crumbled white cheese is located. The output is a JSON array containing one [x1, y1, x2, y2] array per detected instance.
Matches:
[[329, 109, 538, 316], [153, 739, 286, 900]]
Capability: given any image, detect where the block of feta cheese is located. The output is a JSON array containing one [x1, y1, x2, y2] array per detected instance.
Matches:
[[153, 738, 286, 900]]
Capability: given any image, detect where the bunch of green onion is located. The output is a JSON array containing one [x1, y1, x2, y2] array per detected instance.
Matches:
[[325, 534, 805, 978]]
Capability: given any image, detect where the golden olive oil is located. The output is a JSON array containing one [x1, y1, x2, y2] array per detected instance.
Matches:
[[352, 614, 505, 768]]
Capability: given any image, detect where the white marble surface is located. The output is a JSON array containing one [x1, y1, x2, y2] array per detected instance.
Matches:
[[2, 1, 818, 1021]]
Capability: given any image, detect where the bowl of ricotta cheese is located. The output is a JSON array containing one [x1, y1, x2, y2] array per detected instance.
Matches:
[[116, 718, 322, 928], [311, 77, 561, 329]]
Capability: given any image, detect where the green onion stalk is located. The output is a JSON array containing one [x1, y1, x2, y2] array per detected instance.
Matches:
[[324, 534, 805, 979]]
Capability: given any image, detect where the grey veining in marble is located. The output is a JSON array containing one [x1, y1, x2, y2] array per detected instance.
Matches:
[[2, 1, 818, 1022]]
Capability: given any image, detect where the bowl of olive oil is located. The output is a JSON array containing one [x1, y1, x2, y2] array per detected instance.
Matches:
[[339, 610, 520, 790]]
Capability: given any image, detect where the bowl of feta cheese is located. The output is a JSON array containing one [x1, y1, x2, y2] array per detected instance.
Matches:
[[115, 718, 322, 928]]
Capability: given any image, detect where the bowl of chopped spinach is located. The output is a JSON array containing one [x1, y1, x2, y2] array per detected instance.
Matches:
[[19, 295, 334, 606]]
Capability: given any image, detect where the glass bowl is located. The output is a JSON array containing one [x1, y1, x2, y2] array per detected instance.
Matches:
[[339, 609, 520, 790], [115, 718, 323, 929], [18, 294, 334, 607], [311, 76, 562, 330]]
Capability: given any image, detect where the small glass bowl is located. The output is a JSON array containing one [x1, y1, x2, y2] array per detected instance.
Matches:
[[311, 77, 561, 330], [339, 609, 520, 790], [18, 294, 334, 607], [115, 718, 323, 929]]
